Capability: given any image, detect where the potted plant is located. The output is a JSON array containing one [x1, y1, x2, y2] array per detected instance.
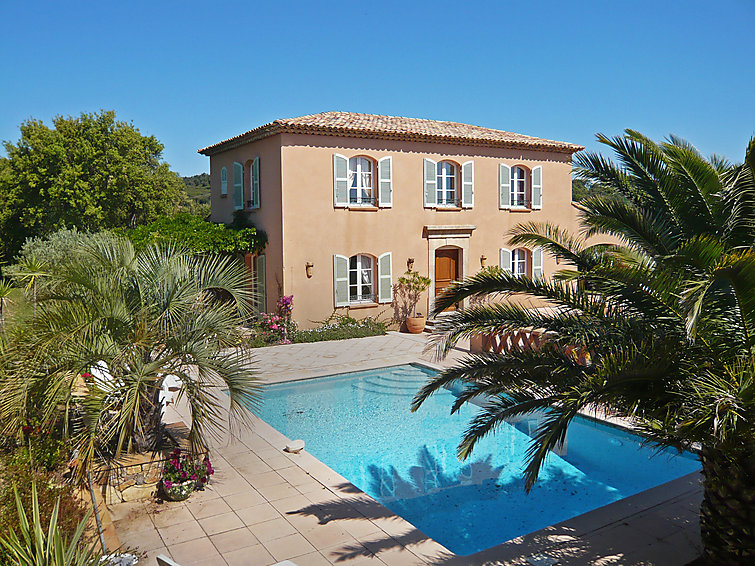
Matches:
[[160, 448, 200, 501], [395, 269, 432, 334]]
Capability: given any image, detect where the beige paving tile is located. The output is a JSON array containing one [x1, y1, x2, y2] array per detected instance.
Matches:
[[188, 496, 233, 519], [235, 502, 282, 525], [222, 487, 266, 510], [263, 532, 317, 561], [302, 522, 356, 550], [209, 526, 259, 553], [149, 504, 195, 528], [117, 526, 165, 552], [247, 470, 287, 488], [223, 542, 275, 566], [107, 500, 147, 522], [373, 547, 428, 566], [320, 543, 382, 564], [265, 454, 297, 470], [157, 519, 206, 546], [248, 516, 298, 542], [113, 514, 156, 537], [277, 465, 316, 486], [213, 476, 253, 497], [141, 546, 173, 564], [201, 510, 246, 536], [291, 551, 334, 566], [269, 493, 312, 514], [169, 536, 224, 566], [256, 481, 301, 501]]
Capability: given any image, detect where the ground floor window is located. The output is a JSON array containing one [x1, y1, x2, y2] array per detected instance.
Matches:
[[349, 254, 374, 303]]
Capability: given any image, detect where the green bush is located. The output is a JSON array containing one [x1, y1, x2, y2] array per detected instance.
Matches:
[[292, 313, 387, 343], [117, 213, 266, 255]]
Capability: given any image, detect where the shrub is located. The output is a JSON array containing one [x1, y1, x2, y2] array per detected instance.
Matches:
[[292, 312, 388, 343]]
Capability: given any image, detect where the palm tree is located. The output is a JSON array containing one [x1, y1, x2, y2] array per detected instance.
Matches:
[[0, 234, 261, 480], [412, 133, 755, 565], [12, 255, 48, 322], [0, 279, 13, 335]]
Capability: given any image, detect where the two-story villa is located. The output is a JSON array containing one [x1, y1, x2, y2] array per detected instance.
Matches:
[[198, 112, 583, 327]]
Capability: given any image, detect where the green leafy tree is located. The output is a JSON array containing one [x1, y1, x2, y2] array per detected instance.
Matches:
[[413, 133, 755, 564], [117, 213, 266, 255], [0, 234, 261, 480], [0, 110, 185, 262]]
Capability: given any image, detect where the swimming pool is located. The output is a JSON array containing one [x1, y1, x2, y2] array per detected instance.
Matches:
[[257, 364, 700, 555]]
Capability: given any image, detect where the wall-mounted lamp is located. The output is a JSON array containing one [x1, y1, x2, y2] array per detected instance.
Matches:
[[305, 262, 314, 278], [407, 257, 415, 272], [480, 254, 487, 268]]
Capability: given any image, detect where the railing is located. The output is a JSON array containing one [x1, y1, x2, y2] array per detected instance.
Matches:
[[437, 197, 462, 207], [349, 195, 377, 206], [511, 199, 532, 208], [471, 328, 590, 366], [349, 292, 376, 304]]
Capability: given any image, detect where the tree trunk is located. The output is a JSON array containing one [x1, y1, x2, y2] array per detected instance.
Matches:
[[699, 444, 755, 564]]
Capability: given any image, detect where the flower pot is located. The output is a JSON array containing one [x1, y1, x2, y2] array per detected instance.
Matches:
[[159, 479, 196, 501], [405, 316, 426, 334]]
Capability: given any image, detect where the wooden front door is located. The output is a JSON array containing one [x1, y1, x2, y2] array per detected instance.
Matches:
[[435, 248, 459, 311]]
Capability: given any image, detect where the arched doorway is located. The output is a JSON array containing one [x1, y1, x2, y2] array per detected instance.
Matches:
[[435, 247, 460, 311]]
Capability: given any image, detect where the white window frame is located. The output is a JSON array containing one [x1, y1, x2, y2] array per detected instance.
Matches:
[[436, 161, 457, 207], [511, 166, 528, 208], [512, 248, 530, 277], [348, 157, 374, 206], [349, 254, 375, 303]]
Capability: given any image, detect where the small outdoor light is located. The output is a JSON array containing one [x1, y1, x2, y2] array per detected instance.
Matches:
[[407, 257, 415, 271], [305, 262, 314, 278], [480, 254, 487, 268]]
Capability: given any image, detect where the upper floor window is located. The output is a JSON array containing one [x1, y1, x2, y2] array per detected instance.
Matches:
[[334, 154, 392, 208], [246, 157, 260, 210], [424, 159, 474, 209], [499, 164, 543, 210], [349, 157, 374, 206], [233, 162, 244, 210], [511, 166, 528, 207], [220, 167, 228, 196], [436, 161, 457, 207], [512, 248, 528, 276]]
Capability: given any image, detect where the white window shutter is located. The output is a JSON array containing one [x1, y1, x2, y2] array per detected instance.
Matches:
[[423, 158, 437, 208], [377, 252, 392, 303], [333, 254, 349, 307], [378, 156, 393, 207], [333, 154, 348, 207], [220, 166, 228, 195], [499, 164, 511, 209], [255, 254, 267, 312], [533, 247, 543, 279], [233, 162, 243, 210], [532, 166, 542, 209], [250, 157, 260, 209], [461, 160, 474, 208], [499, 248, 512, 274]]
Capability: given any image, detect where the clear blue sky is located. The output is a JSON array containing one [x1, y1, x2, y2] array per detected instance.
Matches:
[[1, 0, 753, 176]]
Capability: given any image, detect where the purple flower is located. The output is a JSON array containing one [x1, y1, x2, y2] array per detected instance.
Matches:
[[181, 471, 188, 479], [164, 480, 173, 489], [190, 474, 197, 480]]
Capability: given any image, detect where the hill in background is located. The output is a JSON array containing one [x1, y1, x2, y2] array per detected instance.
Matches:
[[183, 173, 210, 205]]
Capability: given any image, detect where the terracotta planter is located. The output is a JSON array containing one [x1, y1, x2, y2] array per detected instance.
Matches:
[[159, 479, 195, 501], [405, 316, 426, 334]]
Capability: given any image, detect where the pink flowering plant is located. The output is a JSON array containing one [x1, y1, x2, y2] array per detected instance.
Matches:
[[249, 295, 296, 346], [161, 449, 215, 499]]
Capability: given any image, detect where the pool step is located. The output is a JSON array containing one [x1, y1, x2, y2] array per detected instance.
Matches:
[[352, 382, 420, 396]]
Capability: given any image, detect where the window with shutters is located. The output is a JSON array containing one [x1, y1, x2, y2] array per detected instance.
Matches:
[[349, 157, 375, 206], [502, 164, 542, 210], [220, 167, 228, 196], [512, 248, 530, 276], [349, 254, 374, 303], [334, 252, 392, 307], [246, 157, 260, 210], [436, 161, 458, 207], [334, 154, 392, 209]]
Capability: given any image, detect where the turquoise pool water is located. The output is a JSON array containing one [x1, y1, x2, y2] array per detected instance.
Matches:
[[257, 364, 700, 555]]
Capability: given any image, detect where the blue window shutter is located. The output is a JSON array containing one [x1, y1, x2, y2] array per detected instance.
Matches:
[[424, 158, 437, 207], [333, 254, 349, 307], [532, 166, 542, 209], [233, 162, 243, 210], [250, 157, 260, 209], [333, 154, 348, 207], [461, 160, 474, 208], [499, 248, 512, 274], [378, 157, 393, 207], [377, 252, 392, 303], [499, 164, 511, 209]]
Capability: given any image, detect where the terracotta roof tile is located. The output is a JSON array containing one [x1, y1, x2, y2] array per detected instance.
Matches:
[[198, 111, 583, 155]]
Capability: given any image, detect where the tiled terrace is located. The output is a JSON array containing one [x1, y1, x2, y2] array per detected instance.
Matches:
[[109, 332, 704, 566]]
